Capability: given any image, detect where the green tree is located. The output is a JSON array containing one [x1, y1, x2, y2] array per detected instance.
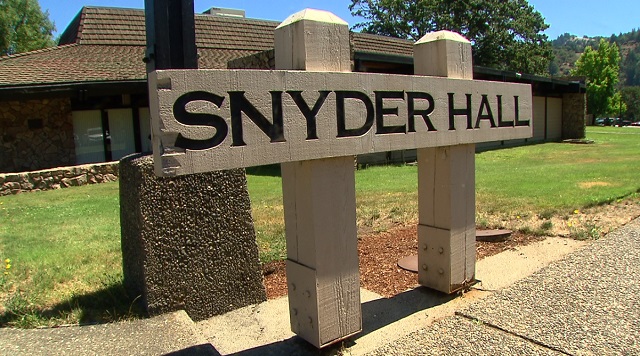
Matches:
[[571, 39, 621, 118], [349, 0, 553, 74], [607, 91, 626, 118], [0, 0, 55, 56], [624, 49, 639, 86], [621, 86, 640, 121], [548, 60, 559, 76]]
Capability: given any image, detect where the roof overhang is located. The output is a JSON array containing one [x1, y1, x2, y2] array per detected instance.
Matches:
[[354, 51, 413, 65], [473, 66, 586, 94], [354, 51, 586, 94], [0, 79, 148, 101]]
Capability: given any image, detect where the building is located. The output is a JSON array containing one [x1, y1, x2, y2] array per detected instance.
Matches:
[[0, 6, 585, 173]]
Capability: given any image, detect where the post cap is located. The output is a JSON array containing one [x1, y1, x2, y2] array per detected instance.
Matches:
[[415, 30, 470, 45], [276, 8, 348, 29]]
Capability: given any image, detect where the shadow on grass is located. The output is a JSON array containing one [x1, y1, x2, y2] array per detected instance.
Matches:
[[0, 280, 146, 328]]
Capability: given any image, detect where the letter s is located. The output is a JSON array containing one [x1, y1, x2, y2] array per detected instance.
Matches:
[[173, 91, 228, 150]]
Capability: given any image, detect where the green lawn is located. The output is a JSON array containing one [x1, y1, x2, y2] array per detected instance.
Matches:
[[1, 126, 639, 327], [476, 128, 640, 216], [0, 183, 133, 327]]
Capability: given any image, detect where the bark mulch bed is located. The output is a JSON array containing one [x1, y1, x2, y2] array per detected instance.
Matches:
[[262, 225, 543, 299]]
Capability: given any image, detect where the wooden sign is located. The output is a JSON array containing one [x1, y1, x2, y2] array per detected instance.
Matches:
[[149, 69, 532, 176]]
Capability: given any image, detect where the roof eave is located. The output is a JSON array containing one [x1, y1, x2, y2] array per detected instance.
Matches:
[[473, 66, 587, 93], [353, 51, 586, 93], [0, 79, 148, 101], [354, 51, 413, 65]]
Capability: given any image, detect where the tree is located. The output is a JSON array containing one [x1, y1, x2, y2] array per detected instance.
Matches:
[[548, 60, 559, 76], [0, 0, 55, 56], [349, 0, 553, 74], [571, 39, 621, 118], [607, 91, 626, 118], [624, 49, 640, 86], [621, 86, 640, 121]]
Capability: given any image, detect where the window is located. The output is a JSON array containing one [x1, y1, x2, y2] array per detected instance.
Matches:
[[72, 110, 105, 164], [107, 109, 136, 160], [72, 107, 148, 164]]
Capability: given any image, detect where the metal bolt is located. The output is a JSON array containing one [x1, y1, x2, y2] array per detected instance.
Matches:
[[438, 247, 444, 254], [422, 244, 428, 251], [422, 264, 428, 271], [438, 268, 444, 275]]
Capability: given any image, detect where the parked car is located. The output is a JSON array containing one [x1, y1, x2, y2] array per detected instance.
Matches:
[[613, 118, 632, 127], [595, 117, 614, 126], [630, 121, 640, 127]]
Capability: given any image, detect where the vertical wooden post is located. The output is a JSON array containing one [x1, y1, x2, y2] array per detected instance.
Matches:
[[275, 9, 361, 348], [414, 31, 476, 293]]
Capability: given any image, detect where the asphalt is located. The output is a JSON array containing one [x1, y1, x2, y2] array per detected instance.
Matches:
[[2, 217, 639, 355]]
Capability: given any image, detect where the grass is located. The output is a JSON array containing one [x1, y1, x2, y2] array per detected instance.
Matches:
[[476, 127, 640, 217], [0, 183, 141, 327], [245, 166, 287, 263], [1, 126, 639, 327]]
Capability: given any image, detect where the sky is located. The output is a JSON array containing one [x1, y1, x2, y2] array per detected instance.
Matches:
[[39, 0, 638, 40]]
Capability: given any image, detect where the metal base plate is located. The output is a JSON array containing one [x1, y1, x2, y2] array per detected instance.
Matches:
[[476, 229, 512, 242], [397, 255, 419, 272]]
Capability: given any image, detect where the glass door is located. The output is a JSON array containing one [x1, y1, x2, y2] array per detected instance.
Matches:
[[72, 110, 105, 164], [107, 108, 136, 161]]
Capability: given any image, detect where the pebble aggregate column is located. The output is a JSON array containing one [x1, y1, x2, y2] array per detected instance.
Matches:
[[119, 154, 266, 321]]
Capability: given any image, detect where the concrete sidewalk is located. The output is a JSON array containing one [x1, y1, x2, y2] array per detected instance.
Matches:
[[370, 217, 640, 355], [0, 310, 217, 355], [1, 217, 638, 355]]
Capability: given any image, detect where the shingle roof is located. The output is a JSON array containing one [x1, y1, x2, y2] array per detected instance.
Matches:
[[352, 32, 413, 56], [0, 44, 259, 86], [0, 6, 414, 88], [59, 7, 280, 50], [0, 45, 144, 85]]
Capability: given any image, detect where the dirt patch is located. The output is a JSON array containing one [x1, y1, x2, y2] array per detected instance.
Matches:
[[579, 181, 612, 189], [481, 196, 640, 238], [263, 196, 640, 299]]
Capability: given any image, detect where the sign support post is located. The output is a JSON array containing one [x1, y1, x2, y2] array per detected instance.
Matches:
[[415, 32, 477, 293], [274, 10, 362, 348]]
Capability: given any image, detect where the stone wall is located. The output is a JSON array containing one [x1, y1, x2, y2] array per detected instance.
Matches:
[[0, 98, 76, 173], [227, 48, 358, 71], [562, 93, 587, 139], [0, 162, 119, 196], [227, 49, 275, 69]]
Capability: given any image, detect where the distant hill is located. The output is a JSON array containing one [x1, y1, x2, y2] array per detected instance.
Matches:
[[549, 29, 640, 87]]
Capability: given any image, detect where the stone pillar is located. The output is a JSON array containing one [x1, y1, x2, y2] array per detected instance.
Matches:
[[275, 9, 361, 348], [562, 92, 586, 139], [414, 31, 476, 294], [119, 154, 266, 321]]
